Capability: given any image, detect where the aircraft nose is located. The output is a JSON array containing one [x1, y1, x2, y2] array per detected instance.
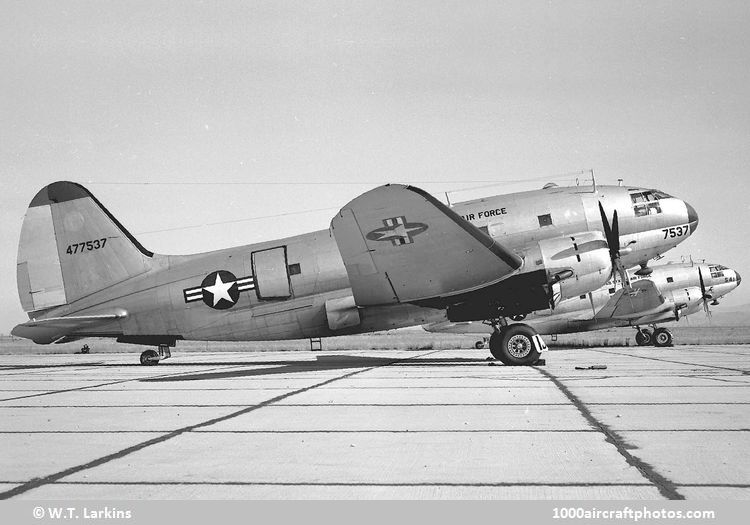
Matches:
[[736, 271, 742, 287], [686, 201, 699, 234]]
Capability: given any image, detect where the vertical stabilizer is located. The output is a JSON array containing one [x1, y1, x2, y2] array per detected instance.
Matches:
[[17, 181, 152, 313]]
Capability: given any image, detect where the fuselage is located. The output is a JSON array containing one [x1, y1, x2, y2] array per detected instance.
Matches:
[[14, 183, 699, 344]]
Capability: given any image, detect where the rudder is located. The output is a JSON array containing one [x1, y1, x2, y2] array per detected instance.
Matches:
[[17, 181, 152, 313]]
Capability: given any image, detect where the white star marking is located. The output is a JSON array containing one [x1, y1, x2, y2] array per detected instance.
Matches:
[[204, 273, 235, 307]]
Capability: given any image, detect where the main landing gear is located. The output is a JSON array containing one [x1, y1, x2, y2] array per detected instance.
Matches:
[[487, 320, 547, 366], [635, 326, 674, 347], [139, 344, 172, 366]]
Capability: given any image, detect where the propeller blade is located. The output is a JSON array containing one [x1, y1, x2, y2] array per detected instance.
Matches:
[[598, 201, 630, 289], [598, 202, 613, 252], [611, 209, 619, 252], [698, 267, 712, 317]]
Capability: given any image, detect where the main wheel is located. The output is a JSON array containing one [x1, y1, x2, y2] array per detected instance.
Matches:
[[489, 324, 541, 366], [140, 349, 160, 366], [653, 328, 674, 347], [635, 329, 653, 346]]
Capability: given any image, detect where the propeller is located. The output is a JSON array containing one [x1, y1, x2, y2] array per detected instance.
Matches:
[[598, 202, 630, 290], [697, 267, 713, 318]]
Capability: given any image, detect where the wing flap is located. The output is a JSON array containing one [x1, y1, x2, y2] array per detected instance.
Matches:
[[330, 184, 522, 306]]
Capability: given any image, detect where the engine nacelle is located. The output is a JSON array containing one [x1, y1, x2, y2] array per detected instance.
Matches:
[[665, 287, 701, 314], [526, 231, 612, 305], [446, 231, 614, 322]]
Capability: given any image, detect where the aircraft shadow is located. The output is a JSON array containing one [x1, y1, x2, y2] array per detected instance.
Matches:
[[140, 355, 488, 382]]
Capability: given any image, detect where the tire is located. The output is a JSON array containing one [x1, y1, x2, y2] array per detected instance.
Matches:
[[140, 349, 159, 366], [653, 328, 673, 347], [489, 324, 541, 366], [635, 329, 652, 346]]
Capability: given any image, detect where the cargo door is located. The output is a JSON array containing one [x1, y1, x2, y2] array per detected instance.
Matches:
[[251, 246, 291, 299]]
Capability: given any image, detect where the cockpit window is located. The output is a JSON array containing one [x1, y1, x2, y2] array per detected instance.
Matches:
[[709, 264, 726, 278], [630, 190, 664, 216]]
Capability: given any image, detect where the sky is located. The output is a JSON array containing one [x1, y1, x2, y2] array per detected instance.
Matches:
[[1, 1, 749, 334]]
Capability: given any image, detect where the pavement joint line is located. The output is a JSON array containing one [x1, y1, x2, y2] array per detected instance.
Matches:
[[1, 428, 747, 434], [0, 480, 658, 488], [0, 349, 441, 500], [11, 383, 750, 392], [534, 366, 685, 500], [0, 429, 603, 434], [0, 363, 265, 402], [3, 401, 750, 408], [588, 349, 750, 374]]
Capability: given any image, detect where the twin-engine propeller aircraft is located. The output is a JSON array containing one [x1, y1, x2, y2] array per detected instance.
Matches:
[[425, 261, 741, 350], [12, 180, 699, 366]]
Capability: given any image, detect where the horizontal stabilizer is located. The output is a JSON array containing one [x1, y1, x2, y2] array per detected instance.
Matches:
[[594, 280, 666, 320], [330, 184, 522, 306], [11, 311, 127, 344]]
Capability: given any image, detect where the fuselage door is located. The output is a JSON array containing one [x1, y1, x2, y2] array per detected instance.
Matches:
[[251, 246, 291, 299]]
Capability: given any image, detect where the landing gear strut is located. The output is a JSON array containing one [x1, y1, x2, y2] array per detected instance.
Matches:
[[139, 344, 172, 366], [487, 320, 546, 366]]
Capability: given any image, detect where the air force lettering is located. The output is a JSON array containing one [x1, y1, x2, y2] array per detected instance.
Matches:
[[183, 270, 255, 309], [365, 216, 428, 246]]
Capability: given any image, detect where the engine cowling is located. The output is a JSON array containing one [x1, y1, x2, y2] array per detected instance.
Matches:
[[527, 231, 613, 305], [665, 287, 701, 314]]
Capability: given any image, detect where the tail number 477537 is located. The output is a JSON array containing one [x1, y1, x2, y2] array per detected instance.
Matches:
[[66, 238, 107, 255]]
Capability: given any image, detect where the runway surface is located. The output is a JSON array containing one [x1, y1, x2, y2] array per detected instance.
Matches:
[[0, 345, 748, 500]]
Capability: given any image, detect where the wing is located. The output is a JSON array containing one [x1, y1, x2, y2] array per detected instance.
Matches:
[[330, 184, 522, 306], [11, 311, 127, 344], [594, 280, 668, 320]]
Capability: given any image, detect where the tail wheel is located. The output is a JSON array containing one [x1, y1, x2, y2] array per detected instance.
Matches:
[[653, 328, 674, 347], [474, 340, 485, 350], [635, 329, 653, 346], [140, 349, 160, 366], [489, 324, 541, 366]]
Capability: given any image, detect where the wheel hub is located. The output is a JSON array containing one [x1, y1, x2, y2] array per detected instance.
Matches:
[[507, 334, 532, 358]]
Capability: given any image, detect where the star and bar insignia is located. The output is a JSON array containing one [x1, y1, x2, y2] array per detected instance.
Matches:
[[365, 216, 428, 246], [183, 270, 255, 310]]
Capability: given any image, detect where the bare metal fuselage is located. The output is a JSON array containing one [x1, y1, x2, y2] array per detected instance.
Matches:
[[14, 184, 697, 345]]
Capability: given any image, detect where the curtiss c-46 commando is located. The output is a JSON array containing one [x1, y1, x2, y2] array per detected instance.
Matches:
[[12, 180, 698, 366]]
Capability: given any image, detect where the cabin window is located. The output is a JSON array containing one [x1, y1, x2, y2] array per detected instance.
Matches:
[[537, 214, 553, 227], [666, 277, 674, 283], [579, 294, 587, 300], [288, 263, 301, 276], [608, 287, 616, 294]]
